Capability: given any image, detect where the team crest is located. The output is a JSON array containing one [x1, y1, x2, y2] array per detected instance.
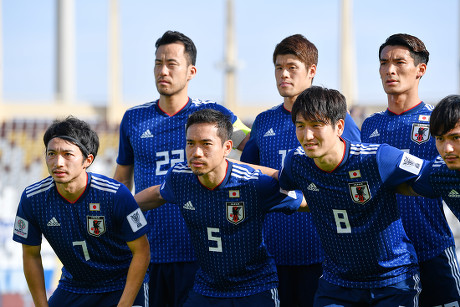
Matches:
[[226, 202, 245, 225], [87, 216, 106, 237], [349, 182, 371, 204], [411, 123, 430, 144]]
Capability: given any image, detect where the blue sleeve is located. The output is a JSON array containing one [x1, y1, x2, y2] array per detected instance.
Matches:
[[256, 173, 302, 214], [377, 144, 426, 188], [159, 167, 177, 204], [115, 184, 150, 242], [342, 113, 361, 142], [278, 149, 299, 191], [116, 112, 134, 165], [241, 116, 260, 164], [209, 103, 238, 124], [12, 191, 42, 246], [411, 159, 438, 198]]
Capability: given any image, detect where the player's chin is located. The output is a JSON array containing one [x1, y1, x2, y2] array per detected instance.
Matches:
[[191, 169, 205, 176]]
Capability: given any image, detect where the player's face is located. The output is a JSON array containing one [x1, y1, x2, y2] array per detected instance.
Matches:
[[379, 45, 426, 96], [295, 114, 344, 162], [186, 123, 232, 178], [275, 54, 315, 99], [435, 122, 460, 170], [45, 138, 92, 186], [154, 43, 196, 97]]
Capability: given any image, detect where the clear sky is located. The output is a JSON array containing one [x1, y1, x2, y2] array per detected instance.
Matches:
[[3, 0, 459, 109]]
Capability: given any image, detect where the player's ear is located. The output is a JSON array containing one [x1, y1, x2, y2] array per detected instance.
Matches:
[[223, 140, 233, 157], [336, 119, 345, 137], [84, 154, 95, 168], [416, 63, 426, 79], [187, 65, 197, 81]]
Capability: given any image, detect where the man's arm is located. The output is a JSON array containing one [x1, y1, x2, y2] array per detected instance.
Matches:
[[118, 235, 150, 307], [134, 185, 167, 211], [395, 182, 420, 196], [228, 159, 279, 179], [113, 164, 134, 191], [22, 244, 48, 307], [297, 196, 310, 212]]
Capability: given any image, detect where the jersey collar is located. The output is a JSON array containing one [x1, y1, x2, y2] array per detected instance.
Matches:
[[386, 101, 424, 116], [155, 97, 192, 117]]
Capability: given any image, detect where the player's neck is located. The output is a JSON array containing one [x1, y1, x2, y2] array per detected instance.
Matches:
[[283, 96, 296, 111], [158, 92, 189, 116], [55, 173, 88, 203], [314, 138, 345, 172], [198, 160, 228, 189], [387, 92, 421, 114]]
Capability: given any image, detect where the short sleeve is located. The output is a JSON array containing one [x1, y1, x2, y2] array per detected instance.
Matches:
[[116, 112, 135, 165], [377, 144, 426, 188], [278, 149, 299, 191], [342, 113, 361, 142], [159, 167, 177, 204], [411, 159, 437, 198], [255, 173, 302, 214], [12, 191, 42, 246]]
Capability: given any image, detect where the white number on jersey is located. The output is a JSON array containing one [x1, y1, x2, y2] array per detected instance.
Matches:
[[207, 227, 223, 252], [333, 209, 351, 233], [73, 240, 90, 261], [156, 150, 185, 175]]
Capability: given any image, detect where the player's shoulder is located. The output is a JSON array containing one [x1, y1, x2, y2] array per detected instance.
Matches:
[[349, 142, 381, 156], [90, 173, 122, 194], [432, 155, 447, 169], [362, 111, 386, 124], [170, 162, 193, 175], [230, 162, 261, 181], [24, 176, 55, 198], [126, 100, 157, 113], [191, 98, 233, 113], [421, 102, 435, 112]]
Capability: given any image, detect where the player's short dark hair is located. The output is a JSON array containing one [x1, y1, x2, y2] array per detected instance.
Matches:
[[379, 33, 429, 65], [155, 30, 197, 66], [430, 95, 460, 136], [43, 116, 99, 159], [273, 34, 318, 69], [291, 86, 347, 126], [186, 109, 233, 144]]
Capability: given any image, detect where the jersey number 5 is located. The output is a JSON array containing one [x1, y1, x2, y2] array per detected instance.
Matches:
[[207, 227, 222, 252]]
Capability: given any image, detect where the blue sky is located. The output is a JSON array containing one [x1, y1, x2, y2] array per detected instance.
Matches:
[[3, 0, 459, 108]]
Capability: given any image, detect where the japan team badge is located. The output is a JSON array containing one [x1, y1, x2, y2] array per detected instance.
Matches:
[[411, 123, 430, 144], [87, 216, 106, 237], [349, 181, 371, 204], [226, 202, 245, 225]]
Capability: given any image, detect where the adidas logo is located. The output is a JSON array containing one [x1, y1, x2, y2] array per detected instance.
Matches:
[[47, 217, 60, 227], [263, 128, 276, 137], [183, 201, 196, 210], [369, 129, 380, 138], [307, 183, 319, 192], [140, 129, 153, 138], [448, 190, 460, 198]]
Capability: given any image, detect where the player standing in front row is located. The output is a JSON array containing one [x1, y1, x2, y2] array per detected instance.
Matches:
[[13, 116, 150, 307], [135, 108, 307, 307], [279, 86, 422, 306], [360, 33, 459, 306]]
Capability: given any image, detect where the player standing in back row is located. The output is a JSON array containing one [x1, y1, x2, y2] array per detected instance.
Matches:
[[361, 33, 460, 306]]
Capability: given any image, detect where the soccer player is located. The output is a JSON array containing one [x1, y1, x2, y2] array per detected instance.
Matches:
[[360, 33, 459, 306], [135, 108, 307, 307], [240, 34, 361, 306], [279, 86, 422, 306], [12, 116, 150, 307], [114, 31, 250, 306]]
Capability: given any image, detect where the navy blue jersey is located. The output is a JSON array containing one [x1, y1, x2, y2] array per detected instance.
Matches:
[[413, 156, 460, 219], [159, 161, 302, 297], [241, 104, 360, 265], [279, 141, 422, 288], [117, 98, 238, 263], [13, 173, 149, 294], [361, 102, 455, 262]]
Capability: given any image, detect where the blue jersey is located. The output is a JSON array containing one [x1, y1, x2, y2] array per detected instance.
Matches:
[[159, 161, 302, 297], [241, 104, 361, 265], [117, 98, 238, 263], [279, 141, 422, 288], [12, 173, 149, 294], [361, 102, 455, 262], [413, 156, 460, 219]]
